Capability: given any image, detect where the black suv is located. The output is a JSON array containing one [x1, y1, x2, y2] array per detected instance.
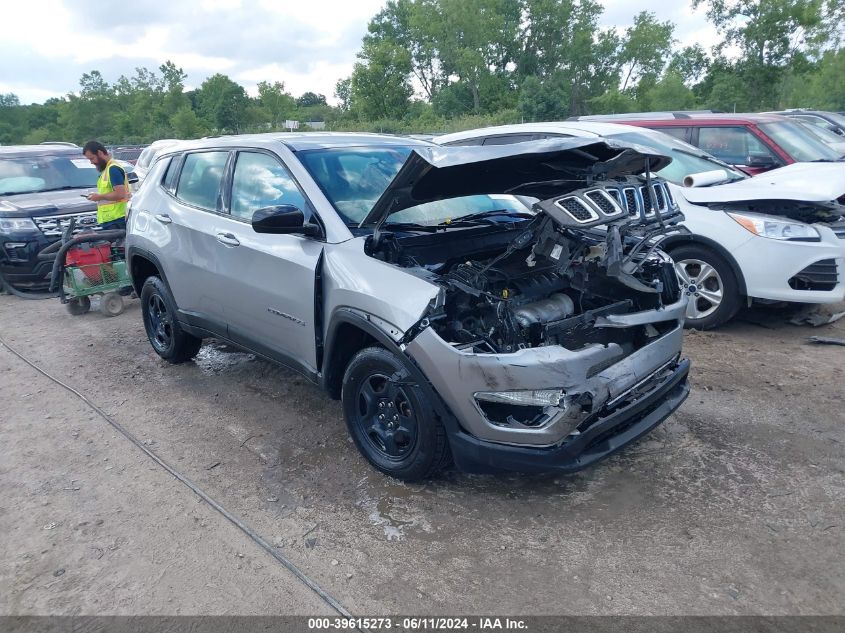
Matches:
[[0, 145, 135, 293]]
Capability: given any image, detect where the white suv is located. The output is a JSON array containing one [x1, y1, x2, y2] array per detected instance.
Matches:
[[438, 123, 845, 329]]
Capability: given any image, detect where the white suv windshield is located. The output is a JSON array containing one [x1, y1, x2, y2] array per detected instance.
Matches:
[[299, 146, 529, 226], [608, 131, 747, 185]]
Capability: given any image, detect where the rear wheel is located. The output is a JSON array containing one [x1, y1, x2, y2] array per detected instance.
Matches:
[[140, 276, 202, 363], [341, 346, 451, 481], [100, 292, 125, 317], [66, 296, 91, 315], [671, 244, 742, 330]]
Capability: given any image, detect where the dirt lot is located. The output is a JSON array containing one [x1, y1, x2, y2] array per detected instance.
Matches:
[[1, 293, 843, 616]]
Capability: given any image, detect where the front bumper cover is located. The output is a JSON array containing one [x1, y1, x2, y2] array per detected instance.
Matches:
[[445, 357, 690, 474]]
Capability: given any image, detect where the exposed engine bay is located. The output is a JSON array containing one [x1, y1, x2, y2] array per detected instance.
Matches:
[[367, 175, 686, 354]]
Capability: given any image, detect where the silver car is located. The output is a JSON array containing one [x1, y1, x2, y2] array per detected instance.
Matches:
[[126, 133, 691, 480]]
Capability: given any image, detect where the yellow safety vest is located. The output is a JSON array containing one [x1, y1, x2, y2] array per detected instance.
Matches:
[[96, 159, 130, 224]]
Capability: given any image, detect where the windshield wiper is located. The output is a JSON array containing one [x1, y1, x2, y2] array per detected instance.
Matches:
[[41, 185, 92, 192], [0, 185, 91, 196], [437, 209, 534, 226]]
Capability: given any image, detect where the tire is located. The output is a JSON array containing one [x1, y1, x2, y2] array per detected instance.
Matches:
[[66, 296, 91, 315], [670, 244, 742, 330], [140, 276, 202, 363], [100, 292, 125, 317], [341, 346, 451, 481]]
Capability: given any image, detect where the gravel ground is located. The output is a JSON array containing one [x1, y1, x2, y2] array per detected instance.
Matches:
[[0, 293, 843, 616]]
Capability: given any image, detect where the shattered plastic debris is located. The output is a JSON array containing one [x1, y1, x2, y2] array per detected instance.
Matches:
[[789, 306, 845, 327], [808, 336, 845, 346]]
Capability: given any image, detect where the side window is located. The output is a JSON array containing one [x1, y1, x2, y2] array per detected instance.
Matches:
[[175, 151, 228, 211], [697, 127, 777, 164], [659, 127, 691, 142], [442, 137, 485, 146], [482, 134, 539, 145], [160, 155, 179, 191], [230, 152, 308, 221]]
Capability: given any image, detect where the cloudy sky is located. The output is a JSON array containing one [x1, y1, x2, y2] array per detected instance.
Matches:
[[1, 0, 717, 105]]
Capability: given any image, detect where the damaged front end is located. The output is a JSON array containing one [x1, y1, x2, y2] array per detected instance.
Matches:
[[359, 139, 691, 466]]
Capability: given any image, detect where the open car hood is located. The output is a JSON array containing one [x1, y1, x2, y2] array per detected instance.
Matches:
[[681, 162, 845, 204], [358, 138, 671, 228]]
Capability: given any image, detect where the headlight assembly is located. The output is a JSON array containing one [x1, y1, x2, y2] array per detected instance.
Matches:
[[728, 212, 820, 241], [474, 389, 565, 407], [0, 217, 38, 234]]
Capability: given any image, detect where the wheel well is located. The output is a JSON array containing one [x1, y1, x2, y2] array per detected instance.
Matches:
[[661, 235, 747, 297], [324, 322, 380, 399], [130, 255, 161, 295]]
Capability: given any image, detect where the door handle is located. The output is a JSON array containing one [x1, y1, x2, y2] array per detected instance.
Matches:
[[216, 232, 240, 247], [154, 214, 172, 224]]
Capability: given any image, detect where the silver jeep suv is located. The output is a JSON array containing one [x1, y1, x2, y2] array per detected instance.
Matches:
[[126, 133, 691, 480]]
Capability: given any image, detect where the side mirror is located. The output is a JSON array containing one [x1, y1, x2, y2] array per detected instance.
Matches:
[[127, 171, 139, 185], [745, 154, 778, 169], [252, 204, 321, 237]]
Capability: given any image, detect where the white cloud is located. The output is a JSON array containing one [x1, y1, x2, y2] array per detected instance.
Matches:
[[0, 0, 728, 105]]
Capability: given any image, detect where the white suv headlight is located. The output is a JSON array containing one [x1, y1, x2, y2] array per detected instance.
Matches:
[[728, 212, 820, 241], [0, 217, 38, 234]]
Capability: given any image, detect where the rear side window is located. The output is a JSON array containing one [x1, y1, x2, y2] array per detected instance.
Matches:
[[175, 151, 228, 211], [482, 134, 541, 145], [659, 127, 691, 142], [230, 152, 308, 221], [697, 127, 777, 164], [160, 156, 178, 191]]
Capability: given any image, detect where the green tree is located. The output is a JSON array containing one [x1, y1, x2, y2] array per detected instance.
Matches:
[[257, 81, 295, 127], [172, 104, 206, 138], [334, 78, 352, 113], [803, 48, 845, 108], [296, 92, 327, 107], [517, 0, 621, 114], [350, 38, 414, 119], [693, 0, 843, 108], [641, 71, 697, 110], [517, 74, 570, 121], [667, 45, 711, 84], [196, 73, 249, 133], [618, 12, 675, 91]]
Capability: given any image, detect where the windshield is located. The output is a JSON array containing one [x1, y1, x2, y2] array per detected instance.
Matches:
[[0, 154, 99, 195], [607, 131, 747, 184], [819, 111, 845, 129], [796, 121, 845, 150], [299, 146, 530, 226], [759, 121, 841, 162]]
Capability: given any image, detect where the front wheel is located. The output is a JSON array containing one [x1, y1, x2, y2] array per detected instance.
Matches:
[[140, 276, 202, 363], [341, 347, 451, 481], [671, 244, 742, 330]]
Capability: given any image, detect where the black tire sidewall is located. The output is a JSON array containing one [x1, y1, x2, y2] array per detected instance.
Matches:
[[140, 276, 200, 361], [341, 347, 444, 480], [101, 293, 124, 317], [671, 244, 742, 329]]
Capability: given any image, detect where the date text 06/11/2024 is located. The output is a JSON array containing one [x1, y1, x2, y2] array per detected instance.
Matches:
[[307, 617, 529, 630]]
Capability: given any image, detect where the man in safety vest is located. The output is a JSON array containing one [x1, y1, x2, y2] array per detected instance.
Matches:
[[82, 140, 130, 230]]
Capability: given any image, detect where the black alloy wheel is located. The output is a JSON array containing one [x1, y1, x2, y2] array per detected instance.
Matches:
[[341, 346, 451, 480], [140, 276, 202, 363], [147, 293, 172, 352], [353, 371, 419, 460]]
